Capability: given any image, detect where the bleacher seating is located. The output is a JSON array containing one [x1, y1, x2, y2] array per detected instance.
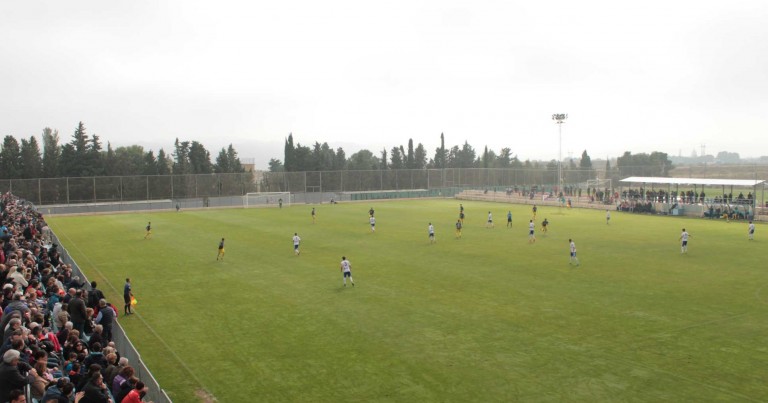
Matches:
[[0, 192, 154, 403]]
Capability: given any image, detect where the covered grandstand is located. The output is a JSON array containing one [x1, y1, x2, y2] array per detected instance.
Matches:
[[619, 176, 765, 219]]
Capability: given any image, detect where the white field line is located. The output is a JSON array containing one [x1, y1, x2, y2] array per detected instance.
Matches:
[[57, 230, 215, 401]]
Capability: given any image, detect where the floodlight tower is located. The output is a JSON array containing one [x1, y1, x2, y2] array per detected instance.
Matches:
[[552, 114, 568, 194]]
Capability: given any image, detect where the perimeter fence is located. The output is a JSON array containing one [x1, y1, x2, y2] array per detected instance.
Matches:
[[0, 165, 765, 207]]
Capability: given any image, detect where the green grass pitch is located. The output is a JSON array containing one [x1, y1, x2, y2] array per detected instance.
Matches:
[[47, 199, 768, 402]]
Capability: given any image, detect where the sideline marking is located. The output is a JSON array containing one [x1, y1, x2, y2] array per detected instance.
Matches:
[[57, 229, 215, 400]]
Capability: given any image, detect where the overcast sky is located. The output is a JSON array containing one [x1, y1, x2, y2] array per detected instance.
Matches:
[[2, 1, 767, 168]]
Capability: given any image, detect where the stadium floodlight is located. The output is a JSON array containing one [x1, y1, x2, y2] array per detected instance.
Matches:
[[552, 114, 568, 194]]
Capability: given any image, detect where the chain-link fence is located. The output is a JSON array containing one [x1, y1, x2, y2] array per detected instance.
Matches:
[[0, 172, 257, 206], [0, 166, 765, 207]]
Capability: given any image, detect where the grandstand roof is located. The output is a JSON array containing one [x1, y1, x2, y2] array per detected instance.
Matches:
[[620, 177, 764, 187]]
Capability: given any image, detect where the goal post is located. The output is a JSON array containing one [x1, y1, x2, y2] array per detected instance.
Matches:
[[244, 192, 291, 208]]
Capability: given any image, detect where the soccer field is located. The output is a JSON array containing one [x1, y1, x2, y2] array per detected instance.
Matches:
[[48, 199, 768, 402]]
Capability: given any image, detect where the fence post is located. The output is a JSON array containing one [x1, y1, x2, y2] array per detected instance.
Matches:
[[66, 177, 69, 204], [93, 177, 97, 202], [146, 176, 149, 200], [38, 178, 42, 206], [120, 177, 123, 202]]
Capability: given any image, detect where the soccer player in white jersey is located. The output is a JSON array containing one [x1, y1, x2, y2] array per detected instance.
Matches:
[[569, 239, 580, 266], [369, 216, 376, 232], [486, 211, 494, 228], [340, 256, 355, 287], [292, 233, 301, 256], [679, 228, 691, 253], [748, 221, 755, 240], [606, 210, 611, 225], [528, 220, 536, 243], [428, 223, 435, 243]]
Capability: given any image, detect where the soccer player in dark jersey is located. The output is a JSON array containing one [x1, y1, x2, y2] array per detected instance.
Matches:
[[217, 238, 225, 261], [144, 222, 152, 239]]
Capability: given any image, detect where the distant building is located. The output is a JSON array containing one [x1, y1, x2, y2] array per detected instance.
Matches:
[[241, 158, 256, 172]]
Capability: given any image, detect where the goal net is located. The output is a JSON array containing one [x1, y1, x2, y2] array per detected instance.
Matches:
[[244, 192, 291, 208]]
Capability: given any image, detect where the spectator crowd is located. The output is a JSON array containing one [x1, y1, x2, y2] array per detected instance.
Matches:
[[0, 193, 154, 403]]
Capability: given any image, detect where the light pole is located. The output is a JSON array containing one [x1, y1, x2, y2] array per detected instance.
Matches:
[[552, 114, 567, 195]]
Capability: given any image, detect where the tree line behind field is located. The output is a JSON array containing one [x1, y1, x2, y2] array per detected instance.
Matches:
[[274, 132, 674, 181], [0, 122, 245, 179], [0, 124, 675, 182]]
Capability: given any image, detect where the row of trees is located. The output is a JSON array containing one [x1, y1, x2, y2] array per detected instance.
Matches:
[[0, 122, 245, 179], [275, 132, 600, 173], [274, 133, 675, 183], [275, 133, 535, 172]]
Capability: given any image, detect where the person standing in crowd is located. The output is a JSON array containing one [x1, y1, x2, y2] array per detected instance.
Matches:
[[95, 299, 115, 342], [87, 281, 105, 310], [340, 256, 355, 287], [67, 290, 87, 337], [123, 278, 133, 315], [292, 233, 301, 256], [679, 228, 691, 254], [217, 238, 225, 261], [569, 239, 580, 266]]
